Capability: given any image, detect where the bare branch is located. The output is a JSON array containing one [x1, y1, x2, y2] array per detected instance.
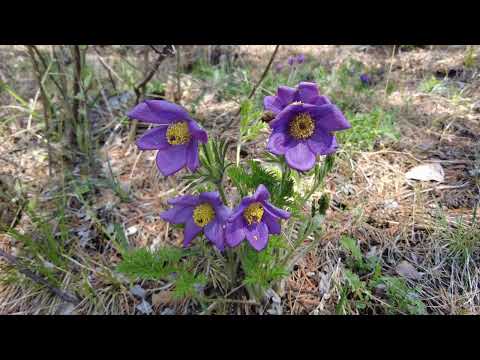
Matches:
[[226, 45, 280, 128]]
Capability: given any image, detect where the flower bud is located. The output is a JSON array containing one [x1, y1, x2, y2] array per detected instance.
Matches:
[[261, 111, 275, 123], [317, 193, 331, 215]]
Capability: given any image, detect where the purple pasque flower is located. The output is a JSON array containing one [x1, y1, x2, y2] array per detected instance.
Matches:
[[296, 54, 305, 64], [360, 73, 371, 86], [225, 185, 290, 251], [287, 54, 305, 67], [160, 192, 230, 251], [127, 100, 208, 177], [264, 82, 351, 172]]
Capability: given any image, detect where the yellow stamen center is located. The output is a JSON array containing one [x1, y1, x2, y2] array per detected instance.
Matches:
[[193, 203, 215, 227], [166, 121, 190, 145], [243, 202, 264, 225], [289, 113, 315, 140]]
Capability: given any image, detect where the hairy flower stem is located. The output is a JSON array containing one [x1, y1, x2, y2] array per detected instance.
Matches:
[[287, 66, 298, 86], [216, 180, 228, 207], [280, 161, 290, 199], [235, 141, 241, 167], [302, 155, 336, 205], [225, 249, 238, 287]]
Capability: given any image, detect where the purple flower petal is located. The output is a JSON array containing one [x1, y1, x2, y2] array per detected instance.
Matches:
[[127, 100, 190, 124], [168, 195, 199, 207], [160, 205, 194, 224], [324, 136, 339, 154], [285, 142, 316, 172], [199, 192, 222, 207], [277, 86, 296, 106], [310, 95, 331, 106], [229, 199, 251, 220], [267, 131, 288, 155], [188, 120, 208, 143], [215, 205, 231, 222], [204, 220, 225, 251], [245, 222, 269, 251], [136, 126, 169, 150], [264, 203, 290, 220], [269, 103, 303, 131], [186, 140, 200, 172], [155, 145, 187, 176], [264, 96, 284, 115], [297, 82, 319, 104], [267, 129, 299, 155], [263, 210, 281, 234], [307, 104, 351, 132], [253, 184, 270, 202], [307, 127, 335, 155], [225, 215, 246, 247], [183, 219, 202, 247]]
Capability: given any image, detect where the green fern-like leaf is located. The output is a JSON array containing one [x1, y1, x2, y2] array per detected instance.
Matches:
[[117, 247, 184, 281], [172, 271, 207, 300], [242, 235, 288, 290]]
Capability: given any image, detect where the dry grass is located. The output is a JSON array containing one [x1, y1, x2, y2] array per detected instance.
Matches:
[[1, 45, 479, 314]]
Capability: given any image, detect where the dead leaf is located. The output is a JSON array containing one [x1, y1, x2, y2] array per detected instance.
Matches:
[[161, 308, 176, 315], [395, 260, 423, 280], [56, 302, 76, 315], [152, 291, 173, 307], [136, 299, 153, 315], [130, 285, 146, 299], [405, 163, 444, 182]]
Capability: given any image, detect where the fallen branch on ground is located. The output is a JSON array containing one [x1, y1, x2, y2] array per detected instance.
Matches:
[[0, 248, 80, 305]]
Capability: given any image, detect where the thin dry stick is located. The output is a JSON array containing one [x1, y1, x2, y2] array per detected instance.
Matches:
[[30, 45, 70, 107], [129, 46, 175, 143], [226, 45, 280, 128], [175, 45, 182, 102], [383, 45, 397, 102], [246, 45, 280, 102], [134, 47, 173, 103], [26, 46, 53, 176], [0, 249, 79, 305], [93, 46, 118, 93]]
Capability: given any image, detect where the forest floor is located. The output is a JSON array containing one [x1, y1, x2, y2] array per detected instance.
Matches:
[[0, 45, 479, 314]]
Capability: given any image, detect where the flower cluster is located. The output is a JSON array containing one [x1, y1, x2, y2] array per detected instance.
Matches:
[[288, 54, 305, 66], [264, 82, 351, 171], [127, 82, 350, 252]]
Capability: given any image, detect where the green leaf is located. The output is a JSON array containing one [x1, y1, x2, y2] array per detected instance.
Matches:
[[117, 247, 184, 281], [173, 271, 207, 300], [112, 223, 129, 255], [340, 236, 363, 263]]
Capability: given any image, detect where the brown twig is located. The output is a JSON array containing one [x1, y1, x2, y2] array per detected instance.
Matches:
[[129, 45, 176, 142], [0, 248, 79, 305], [133, 45, 176, 103], [29, 45, 69, 105], [246, 45, 280, 101], [26, 46, 54, 177], [72, 45, 82, 126], [92, 47, 120, 93], [226, 45, 280, 128], [174, 45, 182, 102]]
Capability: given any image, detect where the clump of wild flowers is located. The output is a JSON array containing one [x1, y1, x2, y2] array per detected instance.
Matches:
[[120, 81, 351, 304], [264, 82, 351, 171]]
